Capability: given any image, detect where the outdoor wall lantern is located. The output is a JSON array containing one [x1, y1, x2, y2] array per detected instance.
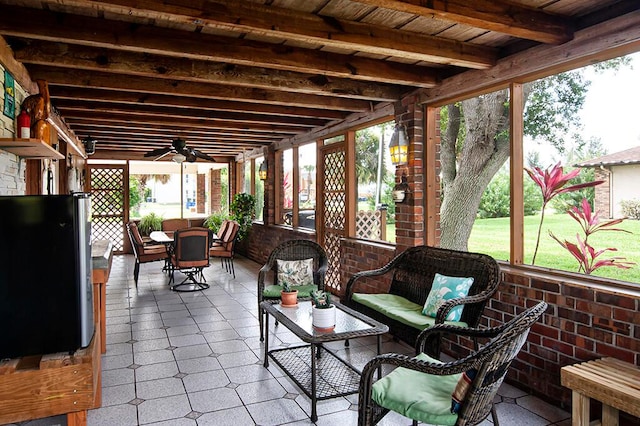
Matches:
[[389, 123, 409, 165], [172, 153, 186, 163], [259, 160, 268, 180], [392, 173, 410, 203], [82, 135, 96, 155]]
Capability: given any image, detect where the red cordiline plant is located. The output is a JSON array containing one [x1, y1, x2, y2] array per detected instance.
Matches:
[[549, 198, 634, 274], [526, 162, 603, 264]]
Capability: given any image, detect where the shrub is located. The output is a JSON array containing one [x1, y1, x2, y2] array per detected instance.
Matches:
[[204, 212, 228, 234], [620, 199, 640, 220], [230, 193, 256, 241], [138, 212, 163, 235]]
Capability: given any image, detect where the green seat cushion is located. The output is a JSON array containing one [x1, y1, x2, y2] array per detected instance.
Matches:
[[371, 353, 460, 425], [263, 284, 318, 298], [352, 293, 467, 330]]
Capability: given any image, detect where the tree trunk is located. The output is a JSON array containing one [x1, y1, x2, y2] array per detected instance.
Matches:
[[440, 90, 511, 251]]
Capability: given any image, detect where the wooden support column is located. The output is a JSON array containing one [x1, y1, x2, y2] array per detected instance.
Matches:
[[424, 106, 439, 246], [510, 82, 524, 264], [345, 131, 356, 238]]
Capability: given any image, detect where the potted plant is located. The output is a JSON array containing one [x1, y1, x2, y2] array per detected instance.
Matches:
[[280, 280, 298, 307], [204, 212, 228, 234], [311, 290, 336, 331], [138, 212, 163, 236]]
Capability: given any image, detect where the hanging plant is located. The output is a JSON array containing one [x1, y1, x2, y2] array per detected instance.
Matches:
[[230, 193, 256, 241]]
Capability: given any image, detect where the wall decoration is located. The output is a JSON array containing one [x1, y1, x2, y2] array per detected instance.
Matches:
[[3, 70, 15, 119]]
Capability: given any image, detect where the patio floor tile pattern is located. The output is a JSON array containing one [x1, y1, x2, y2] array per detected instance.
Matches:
[[6, 254, 570, 426]]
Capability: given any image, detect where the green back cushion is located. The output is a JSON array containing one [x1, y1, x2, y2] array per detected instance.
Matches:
[[276, 258, 314, 286], [371, 353, 460, 425], [422, 273, 474, 321]]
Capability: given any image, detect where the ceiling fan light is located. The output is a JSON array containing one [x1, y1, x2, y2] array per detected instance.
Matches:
[[173, 153, 186, 163]]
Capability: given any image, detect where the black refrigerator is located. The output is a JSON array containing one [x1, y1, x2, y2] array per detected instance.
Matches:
[[0, 194, 94, 359]]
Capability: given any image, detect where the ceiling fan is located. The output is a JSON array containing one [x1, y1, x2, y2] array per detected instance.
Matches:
[[143, 138, 217, 163]]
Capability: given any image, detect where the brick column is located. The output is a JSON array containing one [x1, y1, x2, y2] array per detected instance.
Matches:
[[196, 173, 205, 214], [209, 169, 221, 213]]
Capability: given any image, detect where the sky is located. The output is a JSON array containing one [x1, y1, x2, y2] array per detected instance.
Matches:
[[579, 51, 640, 154]]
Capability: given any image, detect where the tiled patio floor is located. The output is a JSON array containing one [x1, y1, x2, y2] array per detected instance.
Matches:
[[9, 254, 570, 426]]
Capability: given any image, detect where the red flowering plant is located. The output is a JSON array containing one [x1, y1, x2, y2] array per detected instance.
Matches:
[[549, 198, 634, 274], [525, 162, 602, 264]]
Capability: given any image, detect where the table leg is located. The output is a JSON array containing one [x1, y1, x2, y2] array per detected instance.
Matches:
[[310, 343, 318, 422], [263, 312, 269, 368], [571, 391, 590, 426], [602, 404, 619, 426], [376, 334, 383, 379]]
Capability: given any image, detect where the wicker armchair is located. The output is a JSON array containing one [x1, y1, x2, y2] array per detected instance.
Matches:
[[345, 245, 501, 346], [257, 239, 328, 341], [358, 301, 547, 426]]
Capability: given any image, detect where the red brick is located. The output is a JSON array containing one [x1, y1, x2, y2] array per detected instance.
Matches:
[[542, 337, 574, 356], [596, 292, 636, 309], [531, 279, 559, 292], [562, 285, 594, 301], [596, 343, 634, 363]]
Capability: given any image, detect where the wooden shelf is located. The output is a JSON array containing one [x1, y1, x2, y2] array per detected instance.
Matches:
[[0, 138, 64, 160]]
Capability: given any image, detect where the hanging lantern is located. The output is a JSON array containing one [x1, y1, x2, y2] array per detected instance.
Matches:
[[392, 174, 410, 203], [389, 123, 409, 165], [259, 161, 268, 180]]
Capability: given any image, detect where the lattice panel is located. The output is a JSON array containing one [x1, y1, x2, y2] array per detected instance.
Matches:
[[323, 231, 342, 294], [90, 167, 125, 252], [356, 210, 382, 240], [321, 147, 346, 294]]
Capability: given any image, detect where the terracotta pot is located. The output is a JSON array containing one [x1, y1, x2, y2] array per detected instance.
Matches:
[[312, 305, 336, 331], [280, 289, 298, 307]]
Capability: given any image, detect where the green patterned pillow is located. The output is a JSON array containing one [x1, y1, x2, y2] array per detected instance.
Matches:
[[277, 258, 314, 287], [422, 273, 474, 321]]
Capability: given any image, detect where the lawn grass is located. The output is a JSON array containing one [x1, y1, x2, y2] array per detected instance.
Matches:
[[469, 214, 640, 284]]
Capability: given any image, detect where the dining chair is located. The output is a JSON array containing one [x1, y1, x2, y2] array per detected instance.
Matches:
[[126, 221, 169, 287], [257, 239, 328, 341], [168, 227, 211, 292], [358, 301, 547, 426], [209, 220, 240, 278], [161, 218, 190, 239]]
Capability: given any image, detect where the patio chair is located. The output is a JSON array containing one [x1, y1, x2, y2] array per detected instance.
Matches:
[[358, 301, 547, 426], [209, 220, 240, 278], [169, 227, 211, 292], [257, 239, 328, 341], [161, 218, 189, 239], [127, 221, 169, 287]]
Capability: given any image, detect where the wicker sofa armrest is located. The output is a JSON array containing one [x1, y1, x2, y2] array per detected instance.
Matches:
[[434, 289, 498, 325]]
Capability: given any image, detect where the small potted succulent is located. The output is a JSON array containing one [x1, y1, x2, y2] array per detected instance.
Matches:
[[311, 290, 336, 331], [280, 280, 298, 307]]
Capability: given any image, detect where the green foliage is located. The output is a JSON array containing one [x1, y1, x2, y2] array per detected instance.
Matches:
[[620, 199, 640, 220], [355, 127, 386, 185], [478, 172, 542, 219], [204, 212, 228, 233], [138, 212, 163, 236], [230, 193, 256, 241], [312, 290, 332, 309], [129, 176, 142, 216]]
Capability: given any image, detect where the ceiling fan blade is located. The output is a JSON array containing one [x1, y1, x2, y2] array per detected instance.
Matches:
[[154, 150, 174, 161], [185, 149, 197, 163], [193, 149, 217, 162], [144, 147, 172, 157]]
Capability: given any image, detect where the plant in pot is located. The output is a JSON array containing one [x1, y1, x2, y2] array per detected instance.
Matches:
[[280, 280, 298, 307], [138, 212, 163, 236], [204, 211, 228, 234], [311, 290, 336, 331], [230, 193, 256, 242]]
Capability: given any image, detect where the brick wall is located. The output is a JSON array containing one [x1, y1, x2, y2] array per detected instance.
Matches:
[[196, 173, 205, 214], [209, 168, 222, 213], [0, 64, 28, 195], [594, 168, 611, 218], [244, 222, 319, 265]]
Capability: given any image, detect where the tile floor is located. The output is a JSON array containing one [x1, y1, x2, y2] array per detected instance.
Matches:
[[9, 254, 570, 426]]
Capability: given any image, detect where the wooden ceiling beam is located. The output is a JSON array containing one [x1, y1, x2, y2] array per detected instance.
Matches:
[[26, 65, 374, 111], [71, 127, 281, 142], [61, 112, 303, 134], [12, 0, 496, 69], [90, 149, 235, 162], [14, 41, 409, 100], [49, 87, 349, 120], [355, 0, 573, 44], [54, 99, 329, 128]]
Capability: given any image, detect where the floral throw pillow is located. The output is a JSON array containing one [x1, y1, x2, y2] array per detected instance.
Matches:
[[277, 258, 314, 287], [422, 273, 474, 321]]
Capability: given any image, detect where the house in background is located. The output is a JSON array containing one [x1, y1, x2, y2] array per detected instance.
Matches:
[[577, 146, 640, 218]]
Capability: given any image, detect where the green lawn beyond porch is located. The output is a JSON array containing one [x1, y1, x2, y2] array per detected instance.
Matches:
[[469, 214, 640, 285]]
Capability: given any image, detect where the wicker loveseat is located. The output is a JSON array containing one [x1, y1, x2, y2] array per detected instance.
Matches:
[[344, 245, 500, 346]]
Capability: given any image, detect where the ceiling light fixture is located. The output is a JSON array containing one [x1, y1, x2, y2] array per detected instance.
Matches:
[[173, 153, 186, 163]]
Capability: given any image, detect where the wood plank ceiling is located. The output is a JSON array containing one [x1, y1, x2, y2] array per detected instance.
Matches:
[[0, 0, 635, 162]]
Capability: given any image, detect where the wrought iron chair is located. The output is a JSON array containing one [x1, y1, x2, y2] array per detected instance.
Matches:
[[168, 227, 211, 292], [358, 301, 548, 426], [126, 221, 169, 287], [257, 239, 328, 341], [209, 220, 240, 278], [161, 218, 189, 239]]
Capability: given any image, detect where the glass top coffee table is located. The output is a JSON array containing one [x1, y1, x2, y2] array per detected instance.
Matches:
[[260, 299, 388, 422]]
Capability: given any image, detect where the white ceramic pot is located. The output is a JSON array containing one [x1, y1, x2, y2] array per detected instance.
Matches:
[[312, 305, 336, 331]]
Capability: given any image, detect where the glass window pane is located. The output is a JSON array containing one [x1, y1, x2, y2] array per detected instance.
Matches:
[[243, 161, 251, 194], [281, 149, 293, 225], [298, 143, 316, 230], [355, 122, 395, 243], [255, 156, 264, 221]]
